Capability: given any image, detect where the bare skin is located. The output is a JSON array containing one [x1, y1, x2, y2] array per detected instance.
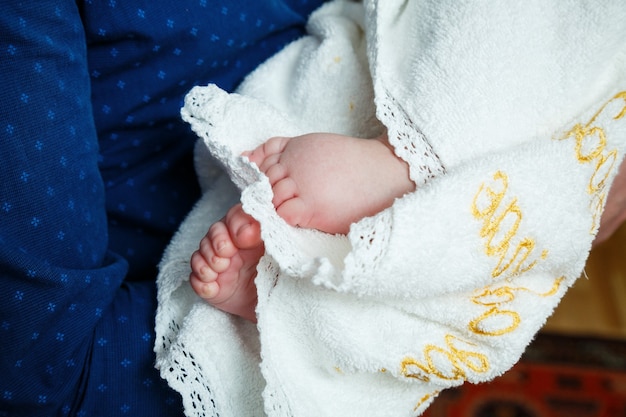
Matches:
[[190, 133, 626, 320], [189, 132, 415, 320], [189, 203, 264, 322], [244, 132, 415, 234]]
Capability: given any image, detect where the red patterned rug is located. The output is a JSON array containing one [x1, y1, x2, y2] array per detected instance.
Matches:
[[422, 333, 626, 417]]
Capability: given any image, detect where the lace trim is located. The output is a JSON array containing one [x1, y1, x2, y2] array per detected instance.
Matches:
[[343, 88, 446, 286], [161, 335, 221, 417], [345, 209, 392, 293], [377, 89, 445, 185]]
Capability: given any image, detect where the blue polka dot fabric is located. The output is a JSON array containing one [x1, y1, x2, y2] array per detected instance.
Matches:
[[0, 1, 324, 416]]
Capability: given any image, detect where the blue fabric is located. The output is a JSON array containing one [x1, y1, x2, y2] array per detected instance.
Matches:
[[0, 1, 324, 416]]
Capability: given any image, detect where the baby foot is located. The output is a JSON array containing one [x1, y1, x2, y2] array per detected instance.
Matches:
[[245, 133, 415, 234], [189, 204, 264, 322]]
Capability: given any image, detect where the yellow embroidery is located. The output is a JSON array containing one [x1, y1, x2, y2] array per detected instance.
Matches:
[[483, 199, 523, 257], [559, 91, 626, 234], [588, 149, 618, 194], [472, 170, 507, 222], [469, 276, 564, 336], [413, 391, 440, 412], [473, 276, 564, 304], [400, 335, 489, 383], [469, 307, 520, 337], [570, 124, 607, 163], [569, 91, 626, 132], [612, 91, 626, 119], [472, 171, 547, 279], [399, 93, 625, 410], [589, 192, 607, 232]]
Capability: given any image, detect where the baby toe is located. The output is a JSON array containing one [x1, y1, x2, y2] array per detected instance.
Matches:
[[276, 197, 312, 229], [271, 177, 298, 208], [190, 251, 217, 282], [225, 204, 262, 250], [190, 275, 220, 300], [208, 221, 237, 258], [264, 161, 288, 186]]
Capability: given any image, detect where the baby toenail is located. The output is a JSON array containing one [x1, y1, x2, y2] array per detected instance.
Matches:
[[205, 282, 219, 298]]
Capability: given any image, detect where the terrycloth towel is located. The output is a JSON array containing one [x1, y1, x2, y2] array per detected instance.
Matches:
[[155, 1, 626, 416]]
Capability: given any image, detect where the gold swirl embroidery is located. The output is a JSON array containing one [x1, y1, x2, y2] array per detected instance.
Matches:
[[469, 277, 565, 336], [472, 171, 547, 279], [469, 307, 520, 337], [399, 93, 625, 408], [413, 391, 440, 412], [559, 91, 626, 233], [588, 149, 618, 195], [400, 335, 489, 383]]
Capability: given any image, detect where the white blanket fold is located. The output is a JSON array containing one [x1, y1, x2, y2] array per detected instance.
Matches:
[[155, 1, 626, 416]]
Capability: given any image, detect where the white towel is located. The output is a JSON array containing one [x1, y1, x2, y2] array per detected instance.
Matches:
[[155, 1, 626, 416]]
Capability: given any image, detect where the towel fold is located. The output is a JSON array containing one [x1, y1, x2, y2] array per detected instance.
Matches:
[[155, 1, 626, 416]]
